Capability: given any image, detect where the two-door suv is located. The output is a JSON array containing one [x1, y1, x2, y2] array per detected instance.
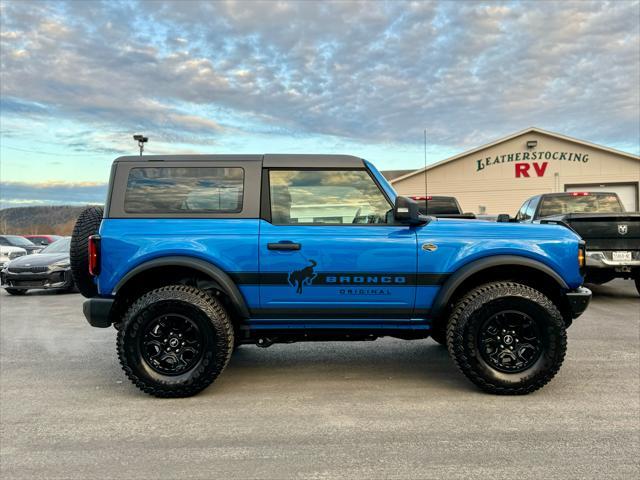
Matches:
[[72, 154, 591, 397]]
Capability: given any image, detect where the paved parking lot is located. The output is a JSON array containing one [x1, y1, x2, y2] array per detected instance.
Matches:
[[0, 280, 638, 479]]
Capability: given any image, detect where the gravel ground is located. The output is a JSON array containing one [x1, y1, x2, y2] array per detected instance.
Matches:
[[0, 279, 638, 479]]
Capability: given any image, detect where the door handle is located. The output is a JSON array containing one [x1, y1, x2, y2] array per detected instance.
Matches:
[[267, 241, 301, 251]]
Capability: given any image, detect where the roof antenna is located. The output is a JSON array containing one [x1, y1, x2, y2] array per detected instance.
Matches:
[[423, 129, 428, 214], [133, 134, 148, 156]]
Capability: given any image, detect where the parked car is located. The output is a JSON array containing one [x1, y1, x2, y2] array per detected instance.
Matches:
[[515, 192, 639, 295], [0, 246, 27, 268], [1, 237, 75, 295], [0, 235, 42, 254], [72, 154, 590, 398], [409, 195, 476, 218], [23, 234, 63, 246]]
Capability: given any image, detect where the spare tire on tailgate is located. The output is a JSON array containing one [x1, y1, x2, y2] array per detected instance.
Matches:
[[70, 206, 103, 298]]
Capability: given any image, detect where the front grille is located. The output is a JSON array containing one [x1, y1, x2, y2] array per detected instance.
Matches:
[[11, 280, 47, 287], [587, 239, 640, 250], [8, 266, 49, 273]]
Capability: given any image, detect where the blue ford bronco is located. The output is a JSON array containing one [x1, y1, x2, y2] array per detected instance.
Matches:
[[71, 154, 591, 397]]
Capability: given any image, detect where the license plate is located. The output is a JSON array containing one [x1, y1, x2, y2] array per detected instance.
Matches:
[[612, 251, 632, 261]]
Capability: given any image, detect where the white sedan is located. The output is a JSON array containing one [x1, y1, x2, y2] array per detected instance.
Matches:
[[0, 246, 28, 269]]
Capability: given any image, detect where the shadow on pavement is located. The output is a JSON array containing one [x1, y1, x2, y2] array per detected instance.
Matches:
[[585, 278, 639, 299], [220, 339, 477, 395]]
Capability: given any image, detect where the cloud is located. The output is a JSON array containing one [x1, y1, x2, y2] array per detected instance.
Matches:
[[0, 181, 108, 208], [0, 0, 638, 158]]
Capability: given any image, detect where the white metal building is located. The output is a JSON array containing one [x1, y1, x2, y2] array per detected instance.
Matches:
[[390, 127, 640, 215]]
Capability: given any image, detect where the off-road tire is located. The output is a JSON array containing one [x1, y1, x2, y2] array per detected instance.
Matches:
[[5, 288, 27, 296], [70, 206, 103, 298], [447, 282, 566, 395], [117, 285, 234, 398]]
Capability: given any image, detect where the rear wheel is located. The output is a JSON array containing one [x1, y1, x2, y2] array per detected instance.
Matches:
[[70, 206, 103, 298], [5, 288, 27, 296], [447, 282, 566, 395], [117, 285, 234, 398]]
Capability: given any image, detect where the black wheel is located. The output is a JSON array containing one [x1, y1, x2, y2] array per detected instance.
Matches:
[[430, 327, 447, 346], [70, 206, 103, 298], [5, 288, 27, 296], [117, 285, 234, 398], [447, 282, 566, 395]]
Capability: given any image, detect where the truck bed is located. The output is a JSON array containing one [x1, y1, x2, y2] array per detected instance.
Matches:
[[544, 213, 640, 250]]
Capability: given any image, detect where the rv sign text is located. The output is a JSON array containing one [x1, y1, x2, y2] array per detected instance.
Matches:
[[476, 151, 590, 178]]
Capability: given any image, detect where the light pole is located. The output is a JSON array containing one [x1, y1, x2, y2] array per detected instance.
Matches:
[[133, 134, 148, 156]]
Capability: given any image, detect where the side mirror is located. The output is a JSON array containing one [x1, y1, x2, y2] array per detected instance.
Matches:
[[394, 196, 428, 225]]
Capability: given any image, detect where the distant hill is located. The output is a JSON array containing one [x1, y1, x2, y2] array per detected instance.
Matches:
[[0, 205, 99, 235]]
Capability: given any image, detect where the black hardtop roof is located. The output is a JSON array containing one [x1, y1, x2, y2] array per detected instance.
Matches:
[[113, 154, 365, 168]]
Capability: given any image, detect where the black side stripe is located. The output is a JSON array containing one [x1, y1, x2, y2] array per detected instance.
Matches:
[[229, 272, 449, 286], [415, 274, 450, 285]]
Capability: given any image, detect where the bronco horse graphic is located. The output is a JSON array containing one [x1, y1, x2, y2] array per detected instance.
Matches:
[[288, 260, 318, 294]]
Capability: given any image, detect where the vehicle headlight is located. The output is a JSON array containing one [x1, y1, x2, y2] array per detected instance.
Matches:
[[0, 255, 9, 263], [50, 260, 70, 269]]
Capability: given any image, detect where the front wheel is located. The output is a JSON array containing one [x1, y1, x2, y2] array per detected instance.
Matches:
[[447, 282, 566, 395], [117, 285, 234, 398]]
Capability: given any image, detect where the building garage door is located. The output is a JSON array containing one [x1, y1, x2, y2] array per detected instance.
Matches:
[[565, 183, 639, 212]]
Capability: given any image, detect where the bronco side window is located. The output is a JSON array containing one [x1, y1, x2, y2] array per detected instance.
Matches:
[[124, 167, 244, 214], [268, 169, 392, 225]]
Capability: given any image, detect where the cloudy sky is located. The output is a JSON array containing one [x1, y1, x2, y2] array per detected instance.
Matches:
[[1, 0, 639, 207]]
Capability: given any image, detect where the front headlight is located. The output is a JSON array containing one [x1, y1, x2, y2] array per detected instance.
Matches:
[[50, 260, 70, 269], [0, 255, 9, 264]]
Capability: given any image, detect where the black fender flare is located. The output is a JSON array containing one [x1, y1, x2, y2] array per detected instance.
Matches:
[[430, 255, 569, 319], [113, 256, 250, 318]]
